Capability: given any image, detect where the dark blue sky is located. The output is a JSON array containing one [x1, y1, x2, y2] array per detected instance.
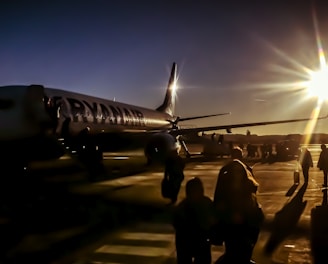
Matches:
[[2, 0, 328, 135]]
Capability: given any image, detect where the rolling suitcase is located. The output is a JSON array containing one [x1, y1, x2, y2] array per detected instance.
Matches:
[[294, 170, 300, 184], [294, 161, 300, 185]]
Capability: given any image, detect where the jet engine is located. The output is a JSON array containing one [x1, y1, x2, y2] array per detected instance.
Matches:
[[144, 132, 181, 164]]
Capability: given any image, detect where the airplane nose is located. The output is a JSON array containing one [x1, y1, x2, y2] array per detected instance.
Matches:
[[24, 85, 54, 128], [0, 85, 50, 140]]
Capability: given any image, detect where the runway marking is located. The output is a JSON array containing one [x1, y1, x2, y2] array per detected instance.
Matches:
[[119, 232, 173, 241], [91, 262, 120, 264], [95, 244, 172, 257], [83, 221, 225, 263], [86, 222, 176, 263], [258, 191, 292, 196], [95, 174, 162, 187]]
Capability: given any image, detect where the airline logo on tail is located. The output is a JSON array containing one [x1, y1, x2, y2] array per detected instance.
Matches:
[[156, 62, 177, 116]]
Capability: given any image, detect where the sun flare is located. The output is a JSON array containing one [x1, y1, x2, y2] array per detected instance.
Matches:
[[249, 7, 327, 143], [306, 66, 328, 102]]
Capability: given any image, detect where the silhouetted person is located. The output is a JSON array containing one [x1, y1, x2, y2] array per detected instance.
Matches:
[[213, 147, 263, 264], [164, 150, 185, 204], [173, 177, 216, 264], [299, 147, 313, 183], [211, 132, 216, 141], [77, 127, 105, 180], [317, 144, 328, 187]]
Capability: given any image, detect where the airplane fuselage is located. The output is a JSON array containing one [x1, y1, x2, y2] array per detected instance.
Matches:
[[0, 62, 326, 167], [44, 88, 173, 136]]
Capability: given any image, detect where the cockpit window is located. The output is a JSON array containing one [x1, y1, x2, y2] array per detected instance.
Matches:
[[0, 99, 14, 110]]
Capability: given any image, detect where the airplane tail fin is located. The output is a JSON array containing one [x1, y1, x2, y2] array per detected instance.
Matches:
[[156, 62, 177, 116]]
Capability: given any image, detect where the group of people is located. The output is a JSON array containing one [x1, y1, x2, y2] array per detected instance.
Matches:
[[162, 143, 328, 264], [299, 144, 328, 186], [163, 147, 264, 263]]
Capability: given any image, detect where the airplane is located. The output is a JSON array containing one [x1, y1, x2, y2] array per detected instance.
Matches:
[[0, 62, 327, 171]]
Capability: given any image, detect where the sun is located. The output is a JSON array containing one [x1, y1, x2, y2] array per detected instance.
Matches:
[[245, 6, 327, 143], [257, 6, 328, 105], [306, 66, 328, 102], [304, 6, 328, 104]]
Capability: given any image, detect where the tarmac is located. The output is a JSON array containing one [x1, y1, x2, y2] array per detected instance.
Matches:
[[59, 156, 328, 264], [2, 146, 327, 264]]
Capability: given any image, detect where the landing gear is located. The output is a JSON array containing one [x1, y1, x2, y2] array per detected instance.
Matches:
[[177, 136, 191, 158]]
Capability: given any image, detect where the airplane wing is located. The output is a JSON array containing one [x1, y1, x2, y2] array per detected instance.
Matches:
[[176, 112, 231, 122], [167, 112, 231, 129], [169, 114, 328, 136]]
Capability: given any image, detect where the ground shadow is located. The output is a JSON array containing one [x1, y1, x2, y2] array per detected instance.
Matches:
[[0, 161, 168, 264], [264, 182, 308, 255], [285, 183, 299, 197]]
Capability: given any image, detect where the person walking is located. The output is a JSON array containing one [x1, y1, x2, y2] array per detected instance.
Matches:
[[213, 147, 264, 264], [299, 147, 313, 183], [317, 144, 328, 187], [163, 150, 185, 204], [173, 177, 216, 264]]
